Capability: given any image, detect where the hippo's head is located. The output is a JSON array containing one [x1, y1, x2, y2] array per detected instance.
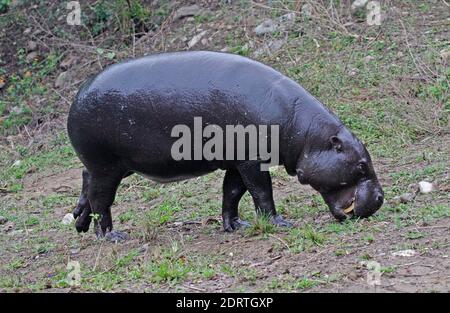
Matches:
[[296, 127, 384, 221]]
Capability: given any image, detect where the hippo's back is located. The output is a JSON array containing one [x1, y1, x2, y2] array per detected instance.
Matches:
[[67, 51, 300, 179], [80, 51, 286, 101]]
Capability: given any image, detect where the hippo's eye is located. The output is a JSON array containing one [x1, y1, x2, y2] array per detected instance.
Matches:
[[357, 162, 367, 174]]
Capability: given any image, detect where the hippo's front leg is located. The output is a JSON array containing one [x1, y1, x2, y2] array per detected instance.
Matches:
[[236, 162, 292, 227]]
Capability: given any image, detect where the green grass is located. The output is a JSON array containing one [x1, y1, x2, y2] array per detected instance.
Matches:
[[0, 133, 77, 192], [245, 215, 276, 236], [0, 0, 448, 293]]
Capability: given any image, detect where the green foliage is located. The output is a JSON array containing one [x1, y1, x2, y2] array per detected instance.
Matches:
[[0, 0, 11, 14]]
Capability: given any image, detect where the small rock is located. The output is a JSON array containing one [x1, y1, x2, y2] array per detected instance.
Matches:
[[12, 160, 21, 167], [27, 40, 37, 51], [278, 12, 295, 23], [349, 68, 358, 76], [200, 38, 209, 46], [23, 27, 32, 35], [351, 0, 368, 10], [399, 192, 415, 204], [397, 51, 404, 58], [364, 55, 375, 63], [10, 229, 24, 236], [59, 55, 76, 70], [70, 248, 80, 255], [61, 213, 75, 225], [105, 231, 130, 243], [26, 166, 37, 174], [188, 30, 207, 49], [440, 49, 450, 61], [55, 71, 69, 88], [174, 4, 202, 20], [202, 217, 220, 225], [220, 47, 229, 52], [139, 243, 149, 254], [0, 216, 7, 225], [419, 181, 433, 193], [254, 19, 277, 35], [392, 249, 416, 257], [301, 3, 313, 18], [26, 51, 38, 63], [253, 38, 287, 57], [3, 222, 14, 233]]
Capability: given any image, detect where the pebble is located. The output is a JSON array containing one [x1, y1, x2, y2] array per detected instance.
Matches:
[[351, 0, 368, 10], [27, 40, 37, 51], [173, 4, 202, 20], [254, 19, 277, 35], [26, 51, 38, 63], [440, 49, 450, 61], [0, 216, 7, 225], [392, 249, 416, 257], [364, 55, 375, 63], [70, 248, 80, 255], [59, 55, 77, 70], [61, 213, 75, 225], [399, 192, 415, 203], [418, 181, 433, 193], [55, 71, 69, 88], [188, 30, 207, 49]]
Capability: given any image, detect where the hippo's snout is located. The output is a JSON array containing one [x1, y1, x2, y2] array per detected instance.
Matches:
[[320, 179, 383, 221], [352, 179, 384, 219]]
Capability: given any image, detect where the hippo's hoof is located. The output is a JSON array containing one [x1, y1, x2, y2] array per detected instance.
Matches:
[[271, 215, 293, 228], [73, 205, 83, 219], [99, 230, 130, 243], [223, 217, 251, 232], [75, 212, 92, 233]]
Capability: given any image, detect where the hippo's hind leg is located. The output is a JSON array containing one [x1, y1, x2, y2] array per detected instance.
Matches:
[[73, 168, 92, 233], [222, 169, 251, 232], [236, 162, 292, 228], [87, 170, 129, 241]]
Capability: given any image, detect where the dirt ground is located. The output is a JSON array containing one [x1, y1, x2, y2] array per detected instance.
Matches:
[[0, 1, 448, 292]]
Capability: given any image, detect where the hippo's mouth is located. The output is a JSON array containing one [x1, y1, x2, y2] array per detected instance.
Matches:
[[343, 199, 355, 215], [336, 188, 357, 218], [320, 185, 357, 221]]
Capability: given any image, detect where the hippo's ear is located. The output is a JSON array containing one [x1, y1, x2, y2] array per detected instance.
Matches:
[[330, 136, 342, 151]]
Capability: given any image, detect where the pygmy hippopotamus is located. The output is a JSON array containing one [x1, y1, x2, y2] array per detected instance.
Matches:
[[67, 51, 384, 239]]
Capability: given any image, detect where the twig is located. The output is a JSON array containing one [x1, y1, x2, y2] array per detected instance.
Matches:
[[399, 19, 438, 82], [93, 242, 104, 272], [268, 234, 291, 252], [183, 284, 206, 292]]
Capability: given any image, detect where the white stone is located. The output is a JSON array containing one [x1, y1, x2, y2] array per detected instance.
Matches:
[[254, 19, 277, 35], [61, 213, 75, 225], [173, 5, 202, 20], [392, 249, 416, 257], [301, 3, 312, 17], [440, 49, 450, 61], [418, 181, 433, 193], [351, 0, 368, 10], [364, 55, 375, 63], [188, 30, 207, 49], [55, 71, 69, 88]]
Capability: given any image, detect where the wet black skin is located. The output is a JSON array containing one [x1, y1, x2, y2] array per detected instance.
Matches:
[[67, 51, 384, 239]]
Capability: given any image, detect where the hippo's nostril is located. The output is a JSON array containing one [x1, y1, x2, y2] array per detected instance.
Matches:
[[376, 193, 384, 205]]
